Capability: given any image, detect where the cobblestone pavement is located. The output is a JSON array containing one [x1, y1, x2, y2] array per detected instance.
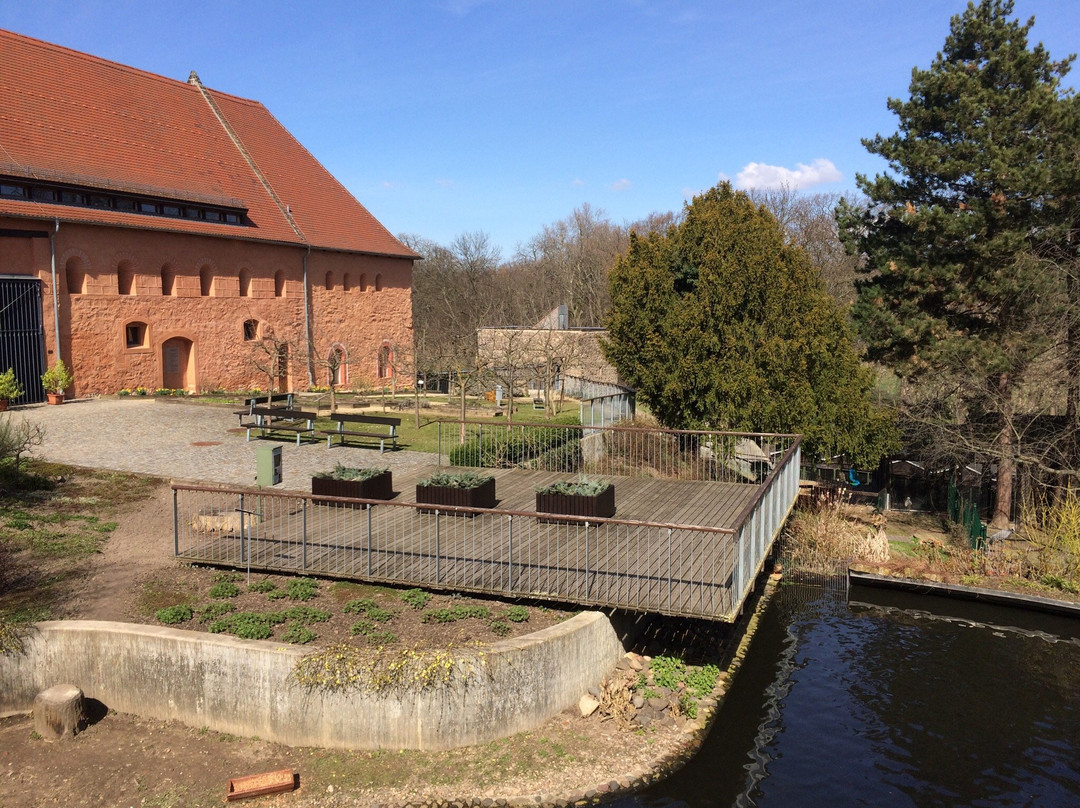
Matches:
[[17, 397, 436, 489]]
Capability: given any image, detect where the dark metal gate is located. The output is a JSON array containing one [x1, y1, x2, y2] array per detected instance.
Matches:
[[0, 277, 46, 404]]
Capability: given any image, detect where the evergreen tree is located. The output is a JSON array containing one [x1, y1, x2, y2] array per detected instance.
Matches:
[[839, 0, 1077, 526], [605, 183, 897, 467]]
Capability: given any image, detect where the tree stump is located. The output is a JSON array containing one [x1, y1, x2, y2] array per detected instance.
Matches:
[[33, 684, 85, 741]]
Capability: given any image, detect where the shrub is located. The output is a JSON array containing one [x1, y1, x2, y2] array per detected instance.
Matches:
[[196, 602, 235, 622], [282, 623, 317, 644], [344, 598, 394, 622], [313, 465, 388, 482], [285, 578, 319, 601], [417, 471, 493, 489], [536, 476, 611, 497], [155, 604, 193, 624], [0, 368, 24, 401], [248, 580, 277, 594], [40, 360, 73, 394], [506, 605, 529, 623], [421, 604, 490, 623], [489, 620, 512, 637], [400, 588, 431, 610], [281, 605, 332, 624], [209, 581, 241, 599], [448, 426, 577, 469], [350, 620, 397, 645]]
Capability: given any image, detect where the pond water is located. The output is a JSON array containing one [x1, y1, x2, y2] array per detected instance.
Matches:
[[612, 580, 1080, 808]]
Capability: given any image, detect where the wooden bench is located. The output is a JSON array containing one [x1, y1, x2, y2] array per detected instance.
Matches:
[[234, 393, 293, 425], [241, 407, 316, 445], [319, 413, 401, 453]]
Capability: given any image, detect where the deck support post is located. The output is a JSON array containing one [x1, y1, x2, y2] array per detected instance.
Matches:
[[435, 510, 441, 583], [172, 488, 179, 556], [667, 528, 672, 611], [302, 498, 308, 570]]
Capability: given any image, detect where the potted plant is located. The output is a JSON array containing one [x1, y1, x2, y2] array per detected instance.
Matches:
[[0, 367, 24, 411], [536, 476, 615, 523], [41, 359, 73, 405], [311, 464, 393, 507], [416, 471, 496, 514]]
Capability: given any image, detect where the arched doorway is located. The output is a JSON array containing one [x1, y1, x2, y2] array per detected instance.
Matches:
[[161, 337, 195, 391]]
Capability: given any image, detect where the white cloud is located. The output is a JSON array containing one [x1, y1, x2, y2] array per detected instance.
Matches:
[[609, 178, 632, 192], [381, 180, 397, 190], [716, 171, 731, 184], [734, 158, 842, 191], [681, 186, 700, 200], [571, 178, 585, 187], [435, 178, 454, 188]]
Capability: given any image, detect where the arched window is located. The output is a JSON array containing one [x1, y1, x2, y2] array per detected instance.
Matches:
[[358, 273, 367, 292], [161, 264, 175, 296], [243, 319, 259, 341], [274, 270, 285, 298], [238, 268, 251, 298], [377, 343, 392, 379], [117, 260, 135, 295], [374, 274, 383, 292], [325, 271, 334, 291], [124, 320, 148, 349], [199, 265, 213, 297], [342, 273, 351, 292], [65, 257, 85, 295]]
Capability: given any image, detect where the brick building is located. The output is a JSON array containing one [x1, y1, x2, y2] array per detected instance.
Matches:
[[0, 29, 416, 402]]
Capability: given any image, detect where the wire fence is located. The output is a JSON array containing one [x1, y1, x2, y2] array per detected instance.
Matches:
[[437, 420, 799, 484]]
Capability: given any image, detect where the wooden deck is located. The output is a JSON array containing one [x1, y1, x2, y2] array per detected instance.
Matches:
[[175, 466, 778, 621]]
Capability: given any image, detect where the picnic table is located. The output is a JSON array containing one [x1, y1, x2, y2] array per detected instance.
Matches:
[[318, 412, 401, 453]]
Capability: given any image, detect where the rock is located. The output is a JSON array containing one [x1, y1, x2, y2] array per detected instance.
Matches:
[[646, 697, 668, 711], [587, 685, 601, 698], [578, 694, 600, 717], [626, 654, 644, 671], [632, 694, 645, 709], [32, 684, 85, 741], [615, 658, 633, 671]]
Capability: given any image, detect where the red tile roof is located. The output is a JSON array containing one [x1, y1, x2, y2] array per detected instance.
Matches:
[[0, 29, 417, 258]]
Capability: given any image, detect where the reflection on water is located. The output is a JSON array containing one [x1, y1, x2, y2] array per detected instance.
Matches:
[[611, 581, 1080, 808]]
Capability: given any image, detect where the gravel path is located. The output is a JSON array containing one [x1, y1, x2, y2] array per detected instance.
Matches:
[[18, 397, 434, 489]]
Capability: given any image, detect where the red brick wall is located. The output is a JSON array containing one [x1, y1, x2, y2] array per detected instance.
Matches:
[[0, 217, 413, 396]]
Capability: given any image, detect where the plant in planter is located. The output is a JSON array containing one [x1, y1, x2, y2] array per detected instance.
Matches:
[[41, 359, 73, 404], [416, 471, 496, 514], [536, 476, 615, 522], [311, 464, 393, 507], [0, 368, 24, 411]]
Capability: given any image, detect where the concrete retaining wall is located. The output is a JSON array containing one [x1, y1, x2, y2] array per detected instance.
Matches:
[[0, 612, 622, 751]]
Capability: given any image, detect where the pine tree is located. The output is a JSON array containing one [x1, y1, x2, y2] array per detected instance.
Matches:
[[605, 183, 897, 467], [839, 0, 1077, 527]]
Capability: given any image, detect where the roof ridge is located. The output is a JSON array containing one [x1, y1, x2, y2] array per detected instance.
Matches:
[[188, 73, 307, 244]]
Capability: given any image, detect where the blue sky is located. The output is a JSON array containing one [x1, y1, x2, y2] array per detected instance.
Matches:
[[3, 1, 1077, 257]]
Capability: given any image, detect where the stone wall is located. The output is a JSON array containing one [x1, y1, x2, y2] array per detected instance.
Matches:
[[0, 217, 413, 396], [0, 612, 623, 751]]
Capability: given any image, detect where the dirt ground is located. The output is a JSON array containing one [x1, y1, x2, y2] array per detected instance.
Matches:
[[0, 479, 695, 808]]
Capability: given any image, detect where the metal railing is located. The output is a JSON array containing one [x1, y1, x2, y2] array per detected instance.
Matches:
[[437, 419, 799, 484], [172, 432, 801, 622]]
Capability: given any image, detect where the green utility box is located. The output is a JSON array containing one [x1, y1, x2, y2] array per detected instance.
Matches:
[[256, 444, 283, 486]]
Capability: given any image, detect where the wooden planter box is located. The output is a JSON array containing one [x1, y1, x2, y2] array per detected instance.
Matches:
[[311, 470, 393, 508], [536, 484, 615, 523], [416, 476, 496, 515]]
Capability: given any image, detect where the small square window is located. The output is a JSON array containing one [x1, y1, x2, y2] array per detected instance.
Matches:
[[125, 322, 147, 348], [205, 210, 222, 222], [138, 202, 158, 214], [89, 195, 112, 209], [0, 184, 26, 198], [162, 205, 181, 217], [114, 198, 136, 211], [224, 213, 240, 224], [243, 319, 259, 341], [61, 191, 85, 205], [31, 187, 57, 202]]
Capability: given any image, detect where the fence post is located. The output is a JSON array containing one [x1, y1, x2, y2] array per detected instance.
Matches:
[[302, 497, 308, 571], [585, 521, 590, 600], [366, 504, 373, 576], [172, 488, 179, 557], [239, 493, 246, 564], [507, 514, 514, 593], [435, 510, 441, 583]]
